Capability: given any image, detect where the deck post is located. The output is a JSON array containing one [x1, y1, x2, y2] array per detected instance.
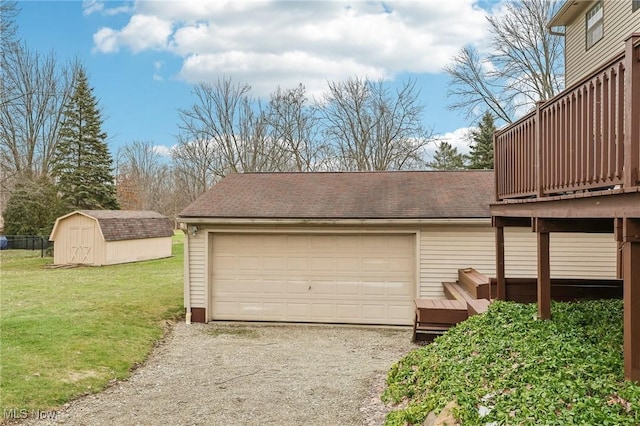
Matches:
[[535, 101, 545, 198], [536, 220, 551, 319], [622, 218, 640, 382], [495, 225, 506, 300], [623, 34, 640, 188]]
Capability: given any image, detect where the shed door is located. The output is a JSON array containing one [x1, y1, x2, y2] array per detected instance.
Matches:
[[210, 233, 415, 325], [69, 226, 94, 264]]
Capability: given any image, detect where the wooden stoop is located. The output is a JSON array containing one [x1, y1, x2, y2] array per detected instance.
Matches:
[[412, 268, 491, 342]]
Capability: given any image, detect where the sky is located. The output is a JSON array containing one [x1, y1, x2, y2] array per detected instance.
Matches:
[[14, 0, 501, 159]]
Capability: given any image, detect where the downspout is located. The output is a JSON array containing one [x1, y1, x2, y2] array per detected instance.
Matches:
[[182, 225, 192, 324]]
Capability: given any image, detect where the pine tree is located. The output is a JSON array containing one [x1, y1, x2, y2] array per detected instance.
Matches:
[[467, 111, 496, 169], [428, 141, 466, 170], [4, 174, 66, 236], [51, 67, 118, 211]]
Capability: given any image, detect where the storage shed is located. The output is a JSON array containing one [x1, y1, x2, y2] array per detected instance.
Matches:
[[50, 210, 174, 266], [178, 171, 617, 325]]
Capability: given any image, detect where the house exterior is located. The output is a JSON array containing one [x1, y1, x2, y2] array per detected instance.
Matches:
[[549, 0, 640, 86], [49, 210, 174, 266], [178, 171, 616, 326], [492, 1, 640, 380]]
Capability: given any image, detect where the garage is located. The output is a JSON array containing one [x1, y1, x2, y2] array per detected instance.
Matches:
[[178, 171, 617, 325], [210, 233, 415, 325]]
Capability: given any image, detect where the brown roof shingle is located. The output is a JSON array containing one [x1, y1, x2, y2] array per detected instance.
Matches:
[[178, 171, 495, 220], [78, 210, 174, 241]]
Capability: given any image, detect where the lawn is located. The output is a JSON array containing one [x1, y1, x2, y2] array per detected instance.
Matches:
[[0, 233, 184, 413], [383, 300, 640, 425]]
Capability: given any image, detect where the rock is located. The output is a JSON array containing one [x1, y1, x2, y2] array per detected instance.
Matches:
[[423, 401, 460, 426]]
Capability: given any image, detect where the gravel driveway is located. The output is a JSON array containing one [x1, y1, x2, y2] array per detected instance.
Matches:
[[23, 322, 416, 425]]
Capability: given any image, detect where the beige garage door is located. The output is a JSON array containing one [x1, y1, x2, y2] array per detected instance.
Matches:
[[210, 233, 415, 325]]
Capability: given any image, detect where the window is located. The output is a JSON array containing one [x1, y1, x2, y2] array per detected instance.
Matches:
[[586, 0, 603, 49], [634, 0, 640, 12]]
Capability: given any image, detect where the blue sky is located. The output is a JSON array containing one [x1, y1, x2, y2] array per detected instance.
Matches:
[[15, 0, 499, 158]]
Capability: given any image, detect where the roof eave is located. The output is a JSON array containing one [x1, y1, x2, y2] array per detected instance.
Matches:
[[548, 0, 593, 28], [176, 217, 491, 226]]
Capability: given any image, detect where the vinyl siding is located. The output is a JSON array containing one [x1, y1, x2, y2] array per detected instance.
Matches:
[[419, 226, 617, 299], [565, 1, 640, 86], [185, 224, 618, 313], [419, 225, 495, 298], [187, 231, 207, 307]]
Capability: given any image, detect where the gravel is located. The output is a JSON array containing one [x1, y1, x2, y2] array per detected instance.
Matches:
[[21, 322, 417, 425]]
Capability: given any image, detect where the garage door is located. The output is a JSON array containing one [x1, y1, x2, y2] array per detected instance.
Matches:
[[210, 233, 415, 325]]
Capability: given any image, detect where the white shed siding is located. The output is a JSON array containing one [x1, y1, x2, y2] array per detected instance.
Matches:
[[187, 232, 207, 307], [103, 236, 172, 266], [565, 1, 640, 86]]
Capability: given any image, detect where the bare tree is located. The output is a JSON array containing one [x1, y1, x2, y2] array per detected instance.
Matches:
[[445, 0, 563, 124], [0, 0, 19, 50], [319, 77, 432, 171], [176, 78, 283, 181], [0, 46, 74, 177], [116, 140, 173, 213], [265, 85, 330, 171]]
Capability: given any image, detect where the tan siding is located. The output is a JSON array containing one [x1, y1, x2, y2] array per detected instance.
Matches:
[[565, 1, 640, 86], [103, 237, 172, 266], [185, 224, 618, 318], [420, 225, 495, 298], [187, 232, 207, 307], [52, 214, 101, 265], [419, 226, 617, 299], [504, 229, 617, 279]]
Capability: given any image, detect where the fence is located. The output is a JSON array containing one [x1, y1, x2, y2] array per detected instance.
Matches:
[[0, 235, 51, 257]]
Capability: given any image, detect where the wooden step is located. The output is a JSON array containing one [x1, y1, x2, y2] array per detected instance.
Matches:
[[467, 299, 491, 316], [413, 298, 469, 342], [443, 282, 476, 304], [415, 298, 468, 323], [458, 268, 491, 299]]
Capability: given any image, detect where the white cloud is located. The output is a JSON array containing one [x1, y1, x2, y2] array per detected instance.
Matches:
[[153, 145, 174, 157], [93, 15, 173, 54], [91, 0, 491, 95], [83, 0, 132, 16], [425, 127, 474, 159]]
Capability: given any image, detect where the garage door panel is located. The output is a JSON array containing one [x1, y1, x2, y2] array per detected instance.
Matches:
[[211, 233, 415, 325], [310, 280, 334, 295], [335, 280, 360, 295], [236, 256, 260, 270], [311, 257, 335, 272], [263, 256, 286, 271]]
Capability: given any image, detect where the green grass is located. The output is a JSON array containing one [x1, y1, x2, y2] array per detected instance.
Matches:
[[383, 300, 640, 425], [0, 233, 184, 412]]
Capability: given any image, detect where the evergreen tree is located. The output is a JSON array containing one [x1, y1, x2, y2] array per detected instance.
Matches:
[[51, 67, 118, 211], [467, 111, 496, 169], [428, 141, 466, 170], [4, 174, 66, 236]]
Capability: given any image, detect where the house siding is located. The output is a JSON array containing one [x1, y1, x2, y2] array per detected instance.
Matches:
[[565, 0, 640, 86], [187, 232, 207, 307], [186, 223, 617, 313]]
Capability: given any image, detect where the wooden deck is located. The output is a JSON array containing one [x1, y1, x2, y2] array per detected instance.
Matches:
[[413, 269, 491, 342]]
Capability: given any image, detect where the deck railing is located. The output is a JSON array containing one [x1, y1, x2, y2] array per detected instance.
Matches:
[[495, 33, 640, 201]]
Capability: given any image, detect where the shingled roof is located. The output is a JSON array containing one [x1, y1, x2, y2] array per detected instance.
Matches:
[[179, 171, 494, 220], [52, 210, 174, 241]]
